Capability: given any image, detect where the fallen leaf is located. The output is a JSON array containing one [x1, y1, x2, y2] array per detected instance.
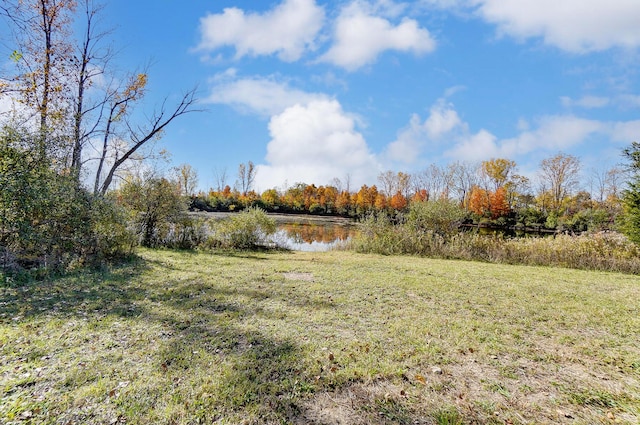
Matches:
[[415, 374, 427, 385]]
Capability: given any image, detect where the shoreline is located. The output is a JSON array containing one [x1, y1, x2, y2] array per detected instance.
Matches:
[[188, 211, 357, 226]]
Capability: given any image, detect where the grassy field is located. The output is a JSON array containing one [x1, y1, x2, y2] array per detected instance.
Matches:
[[1, 249, 639, 424]]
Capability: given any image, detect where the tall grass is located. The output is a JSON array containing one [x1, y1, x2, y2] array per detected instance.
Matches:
[[350, 212, 640, 274]]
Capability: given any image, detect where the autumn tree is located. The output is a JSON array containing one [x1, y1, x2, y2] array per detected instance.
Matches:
[[489, 186, 510, 218], [480, 158, 516, 191], [260, 188, 280, 210], [1, 0, 77, 157], [282, 183, 306, 211], [303, 184, 319, 210], [538, 153, 581, 213], [389, 191, 408, 211], [374, 192, 387, 210], [322, 185, 338, 213], [468, 185, 510, 219], [335, 191, 352, 215], [479, 158, 529, 209], [355, 185, 379, 214], [412, 189, 428, 203], [468, 186, 490, 217]]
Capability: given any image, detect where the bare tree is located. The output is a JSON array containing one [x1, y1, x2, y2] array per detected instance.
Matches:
[[213, 166, 228, 192], [236, 161, 256, 195], [538, 153, 581, 212], [96, 89, 199, 195], [344, 173, 352, 193], [70, 0, 113, 176], [377, 171, 412, 198], [605, 167, 624, 200], [589, 167, 608, 203], [414, 163, 454, 201], [329, 177, 343, 193], [449, 161, 479, 206]]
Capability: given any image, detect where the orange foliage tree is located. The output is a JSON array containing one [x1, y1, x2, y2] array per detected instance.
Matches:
[[468, 185, 510, 219], [489, 186, 510, 218], [389, 191, 408, 210]]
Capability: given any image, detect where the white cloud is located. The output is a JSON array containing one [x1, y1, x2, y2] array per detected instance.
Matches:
[[444, 129, 500, 160], [255, 100, 380, 189], [387, 97, 613, 164], [196, 0, 325, 62], [500, 115, 605, 154], [319, 1, 436, 71], [206, 75, 329, 116], [610, 120, 640, 143], [445, 115, 605, 161], [423, 101, 463, 137], [560, 95, 610, 109], [385, 115, 425, 163], [472, 0, 640, 52], [617, 94, 640, 109], [386, 99, 463, 162]]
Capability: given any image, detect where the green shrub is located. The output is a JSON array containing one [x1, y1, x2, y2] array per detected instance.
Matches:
[[88, 195, 137, 261], [407, 199, 468, 238], [117, 177, 189, 248], [208, 207, 277, 249], [517, 207, 547, 227], [350, 200, 467, 256], [0, 129, 136, 274]]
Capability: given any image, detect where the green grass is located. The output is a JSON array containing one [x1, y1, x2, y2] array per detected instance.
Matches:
[[1, 249, 639, 424]]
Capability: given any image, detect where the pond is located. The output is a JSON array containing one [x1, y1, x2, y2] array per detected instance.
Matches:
[[191, 212, 359, 252], [274, 221, 359, 251]]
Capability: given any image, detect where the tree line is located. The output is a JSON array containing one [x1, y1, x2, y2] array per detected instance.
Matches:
[[190, 153, 628, 235]]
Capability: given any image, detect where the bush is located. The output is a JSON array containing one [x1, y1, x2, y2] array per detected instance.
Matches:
[[117, 177, 189, 248], [406, 199, 468, 238], [350, 205, 458, 256], [0, 129, 136, 274], [208, 207, 277, 249]]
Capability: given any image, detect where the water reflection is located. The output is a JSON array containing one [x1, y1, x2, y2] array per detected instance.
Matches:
[[275, 222, 358, 252]]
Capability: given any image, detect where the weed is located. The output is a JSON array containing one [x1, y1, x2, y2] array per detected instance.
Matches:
[[433, 407, 464, 425]]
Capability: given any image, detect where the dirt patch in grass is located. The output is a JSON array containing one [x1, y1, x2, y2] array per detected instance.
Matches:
[[283, 272, 315, 282]]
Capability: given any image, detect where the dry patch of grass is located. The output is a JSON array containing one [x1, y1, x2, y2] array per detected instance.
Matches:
[[1, 249, 639, 424]]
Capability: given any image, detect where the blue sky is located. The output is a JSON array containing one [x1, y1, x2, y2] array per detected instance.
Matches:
[[16, 1, 640, 192]]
